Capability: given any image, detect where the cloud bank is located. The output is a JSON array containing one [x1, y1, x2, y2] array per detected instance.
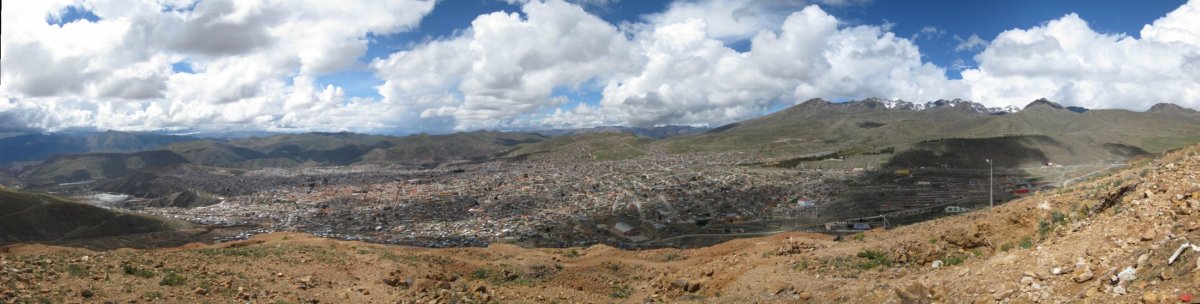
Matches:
[[2, 0, 1198, 133]]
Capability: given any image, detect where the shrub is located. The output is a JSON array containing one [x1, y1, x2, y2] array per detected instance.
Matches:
[[160, 272, 186, 286], [122, 264, 155, 278], [1051, 211, 1067, 225], [67, 264, 89, 277], [1019, 236, 1035, 249], [609, 285, 633, 298], [142, 291, 164, 299], [471, 267, 492, 280], [856, 250, 892, 269], [943, 254, 965, 266]]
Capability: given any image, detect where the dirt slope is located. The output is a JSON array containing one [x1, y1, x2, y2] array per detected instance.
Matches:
[[3, 145, 1200, 303]]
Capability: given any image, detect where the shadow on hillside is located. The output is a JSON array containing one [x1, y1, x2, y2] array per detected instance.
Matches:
[[885, 135, 1059, 169]]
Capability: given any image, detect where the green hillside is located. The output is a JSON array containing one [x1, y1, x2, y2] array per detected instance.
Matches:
[[0, 188, 187, 244], [667, 98, 1200, 166]]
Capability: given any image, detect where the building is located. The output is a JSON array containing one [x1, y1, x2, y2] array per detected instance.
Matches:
[[797, 198, 815, 208], [944, 206, 971, 213], [611, 222, 638, 236]]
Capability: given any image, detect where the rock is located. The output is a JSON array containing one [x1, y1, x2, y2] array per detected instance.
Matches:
[[1141, 229, 1157, 241], [931, 260, 942, 269], [1051, 267, 1065, 275], [1020, 276, 1035, 286], [895, 283, 934, 304], [974, 294, 993, 304], [798, 291, 812, 300], [412, 279, 437, 292], [686, 281, 701, 293], [80, 289, 93, 298], [1142, 292, 1161, 304], [194, 288, 207, 295], [1137, 254, 1150, 268], [296, 275, 316, 290], [472, 285, 487, 293], [1114, 286, 1127, 295], [1117, 267, 1137, 283], [993, 289, 1013, 301], [1073, 266, 1094, 283], [1158, 270, 1172, 281], [671, 279, 688, 290], [769, 283, 794, 295]]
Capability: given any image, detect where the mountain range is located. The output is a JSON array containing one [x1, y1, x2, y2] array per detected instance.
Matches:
[[669, 98, 1200, 167], [0, 131, 197, 165], [3, 98, 1198, 186]]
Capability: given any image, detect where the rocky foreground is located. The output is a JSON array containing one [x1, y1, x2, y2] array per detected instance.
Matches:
[[3, 144, 1200, 303]]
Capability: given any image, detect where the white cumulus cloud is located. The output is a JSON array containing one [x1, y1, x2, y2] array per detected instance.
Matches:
[[2, 0, 1198, 133], [961, 0, 1200, 110], [0, 0, 435, 132]]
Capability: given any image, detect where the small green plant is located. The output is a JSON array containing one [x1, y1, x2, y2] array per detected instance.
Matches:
[[855, 250, 892, 269], [564, 249, 580, 258], [122, 264, 155, 278], [1019, 236, 1035, 249], [851, 234, 865, 242], [471, 267, 492, 280], [943, 254, 965, 266], [604, 262, 621, 272], [159, 272, 186, 286], [142, 291, 164, 299], [1051, 211, 1067, 225], [793, 260, 808, 272], [999, 242, 1013, 252], [609, 285, 633, 298], [67, 264, 90, 277], [1038, 219, 1053, 236]]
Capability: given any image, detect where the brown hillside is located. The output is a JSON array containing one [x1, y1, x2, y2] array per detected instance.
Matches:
[[3, 144, 1200, 303]]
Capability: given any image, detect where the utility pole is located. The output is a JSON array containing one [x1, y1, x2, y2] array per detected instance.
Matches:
[[986, 159, 993, 208]]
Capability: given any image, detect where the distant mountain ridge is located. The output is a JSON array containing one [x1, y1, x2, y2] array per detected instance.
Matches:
[[14, 131, 549, 186], [0, 131, 197, 164], [671, 97, 1200, 167], [7, 98, 1200, 186], [532, 125, 709, 139], [871, 98, 1022, 114]]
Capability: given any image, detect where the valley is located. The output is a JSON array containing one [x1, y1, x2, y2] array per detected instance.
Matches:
[[3, 99, 1189, 250]]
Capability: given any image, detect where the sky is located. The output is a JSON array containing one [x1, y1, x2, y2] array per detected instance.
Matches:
[[1, 0, 1197, 134]]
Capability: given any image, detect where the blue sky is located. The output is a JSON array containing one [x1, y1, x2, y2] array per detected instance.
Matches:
[[839, 0, 1188, 77], [6, 0, 1198, 133], [315, 0, 1188, 100]]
